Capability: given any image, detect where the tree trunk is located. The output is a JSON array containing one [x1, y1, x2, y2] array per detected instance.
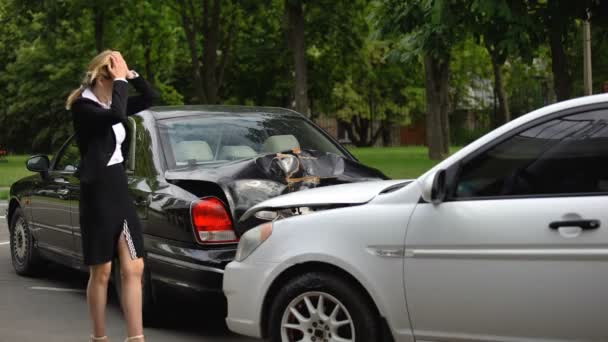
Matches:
[[202, 0, 221, 104], [439, 67, 450, 155], [345, 118, 361, 146], [424, 54, 450, 160], [381, 120, 392, 146], [94, 6, 104, 53], [285, 0, 309, 116], [489, 51, 510, 127], [178, 0, 206, 103], [548, 17, 572, 101], [357, 116, 370, 146], [141, 27, 154, 82], [144, 44, 154, 82]]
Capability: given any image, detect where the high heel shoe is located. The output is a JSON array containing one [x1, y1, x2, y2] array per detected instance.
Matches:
[[124, 335, 144, 341], [90, 335, 108, 341]]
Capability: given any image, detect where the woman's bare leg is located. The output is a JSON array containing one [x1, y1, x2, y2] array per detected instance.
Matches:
[[88, 262, 112, 338], [117, 233, 145, 339]]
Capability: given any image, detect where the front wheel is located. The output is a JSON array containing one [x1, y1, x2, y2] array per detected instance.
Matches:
[[268, 272, 381, 342], [10, 208, 43, 276]]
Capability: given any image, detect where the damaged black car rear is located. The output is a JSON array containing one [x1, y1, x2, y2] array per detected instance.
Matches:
[[6, 105, 386, 318]]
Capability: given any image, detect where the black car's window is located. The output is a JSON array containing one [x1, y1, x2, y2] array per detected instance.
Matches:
[[157, 114, 345, 169], [53, 137, 80, 172], [455, 109, 608, 198]]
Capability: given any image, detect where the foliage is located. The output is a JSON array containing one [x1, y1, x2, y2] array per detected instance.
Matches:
[[1, 0, 607, 156], [377, 0, 469, 63], [505, 50, 553, 118], [0, 4, 95, 152], [449, 37, 493, 111]]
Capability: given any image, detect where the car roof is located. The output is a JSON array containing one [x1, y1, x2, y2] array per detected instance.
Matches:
[[146, 105, 305, 120]]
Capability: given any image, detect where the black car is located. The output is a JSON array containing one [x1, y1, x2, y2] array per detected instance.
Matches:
[[5, 105, 386, 316]]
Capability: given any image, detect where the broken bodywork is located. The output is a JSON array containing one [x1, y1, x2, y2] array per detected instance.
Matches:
[[164, 149, 389, 235], [239, 178, 412, 227]]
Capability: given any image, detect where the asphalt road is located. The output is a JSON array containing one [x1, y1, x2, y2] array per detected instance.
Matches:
[[0, 212, 260, 342]]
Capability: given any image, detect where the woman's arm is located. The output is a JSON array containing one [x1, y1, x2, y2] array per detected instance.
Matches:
[[72, 80, 129, 126], [126, 74, 160, 116]]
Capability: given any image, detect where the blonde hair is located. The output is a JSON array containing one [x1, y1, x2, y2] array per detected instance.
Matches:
[[65, 50, 114, 109]]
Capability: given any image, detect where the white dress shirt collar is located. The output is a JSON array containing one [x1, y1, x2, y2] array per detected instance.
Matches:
[[82, 87, 111, 109]]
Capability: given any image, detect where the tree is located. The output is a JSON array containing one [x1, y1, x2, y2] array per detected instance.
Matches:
[[172, 0, 243, 104], [331, 35, 424, 147], [468, 0, 535, 127], [522, 1, 601, 101], [378, 0, 468, 159], [285, 0, 309, 115], [221, 0, 291, 107], [0, 0, 183, 152], [0, 1, 96, 152], [114, 0, 184, 105]]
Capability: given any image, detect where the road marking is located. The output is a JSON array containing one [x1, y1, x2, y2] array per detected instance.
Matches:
[[29, 286, 85, 293], [0, 241, 9, 246], [0, 215, 5, 219]]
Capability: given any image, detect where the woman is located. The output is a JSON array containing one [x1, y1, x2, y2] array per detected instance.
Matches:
[[66, 50, 159, 342]]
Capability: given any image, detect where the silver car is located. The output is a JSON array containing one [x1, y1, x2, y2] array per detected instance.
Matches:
[[224, 94, 608, 342]]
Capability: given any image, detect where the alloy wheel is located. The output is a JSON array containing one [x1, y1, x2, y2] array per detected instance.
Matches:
[[280, 291, 355, 342], [13, 218, 28, 263]]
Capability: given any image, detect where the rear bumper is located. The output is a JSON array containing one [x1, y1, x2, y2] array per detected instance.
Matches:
[[144, 235, 236, 293], [146, 252, 225, 293]]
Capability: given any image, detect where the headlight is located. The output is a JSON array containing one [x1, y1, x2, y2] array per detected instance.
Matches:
[[234, 222, 273, 262]]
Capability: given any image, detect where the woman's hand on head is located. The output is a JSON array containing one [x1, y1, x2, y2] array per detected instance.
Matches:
[[108, 52, 129, 79]]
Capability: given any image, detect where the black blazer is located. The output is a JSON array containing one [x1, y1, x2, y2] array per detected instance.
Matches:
[[71, 77, 159, 183]]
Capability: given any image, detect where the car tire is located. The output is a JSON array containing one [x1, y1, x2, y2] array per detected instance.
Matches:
[[268, 272, 381, 342], [112, 257, 158, 326], [9, 207, 44, 276]]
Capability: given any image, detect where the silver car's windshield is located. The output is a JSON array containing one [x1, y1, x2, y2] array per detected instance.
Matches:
[[157, 113, 345, 169]]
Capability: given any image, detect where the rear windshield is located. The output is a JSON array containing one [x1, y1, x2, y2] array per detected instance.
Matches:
[[157, 113, 346, 169]]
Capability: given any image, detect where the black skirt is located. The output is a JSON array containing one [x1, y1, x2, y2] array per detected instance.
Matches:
[[79, 162, 144, 266]]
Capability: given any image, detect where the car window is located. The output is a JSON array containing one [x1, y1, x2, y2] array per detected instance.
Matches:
[[157, 113, 346, 169], [454, 109, 608, 198], [53, 137, 80, 172]]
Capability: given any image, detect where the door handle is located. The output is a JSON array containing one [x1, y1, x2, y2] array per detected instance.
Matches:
[[549, 219, 600, 230]]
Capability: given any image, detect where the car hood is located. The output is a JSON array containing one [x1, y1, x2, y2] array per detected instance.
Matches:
[[239, 179, 412, 222], [164, 149, 389, 235]]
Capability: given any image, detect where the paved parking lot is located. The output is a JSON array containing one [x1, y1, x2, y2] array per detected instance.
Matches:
[[0, 210, 259, 342]]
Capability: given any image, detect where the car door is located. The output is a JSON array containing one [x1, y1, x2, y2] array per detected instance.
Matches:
[[30, 136, 80, 258], [404, 108, 608, 341]]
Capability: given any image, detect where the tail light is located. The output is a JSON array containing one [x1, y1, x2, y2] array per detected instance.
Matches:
[[191, 197, 238, 244]]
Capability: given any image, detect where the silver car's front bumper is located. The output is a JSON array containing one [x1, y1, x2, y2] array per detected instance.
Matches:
[[223, 259, 279, 338]]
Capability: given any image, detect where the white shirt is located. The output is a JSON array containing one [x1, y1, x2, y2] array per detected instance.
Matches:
[[81, 85, 127, 166]]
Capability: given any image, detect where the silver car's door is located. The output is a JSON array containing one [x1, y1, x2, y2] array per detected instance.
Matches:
[[404, 108, 608, 341]]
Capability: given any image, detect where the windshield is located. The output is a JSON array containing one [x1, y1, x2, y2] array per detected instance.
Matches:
[[157, 113, 346, 169]]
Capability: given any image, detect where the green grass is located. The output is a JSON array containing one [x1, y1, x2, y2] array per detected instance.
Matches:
[[0, 155, 37, 189], [349, 146, 458, 179], [0, 190, 8, 200]]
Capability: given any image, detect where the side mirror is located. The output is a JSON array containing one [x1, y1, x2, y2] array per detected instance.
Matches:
[[26, 155, 50, 174], [420, 169, 447, 205]]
